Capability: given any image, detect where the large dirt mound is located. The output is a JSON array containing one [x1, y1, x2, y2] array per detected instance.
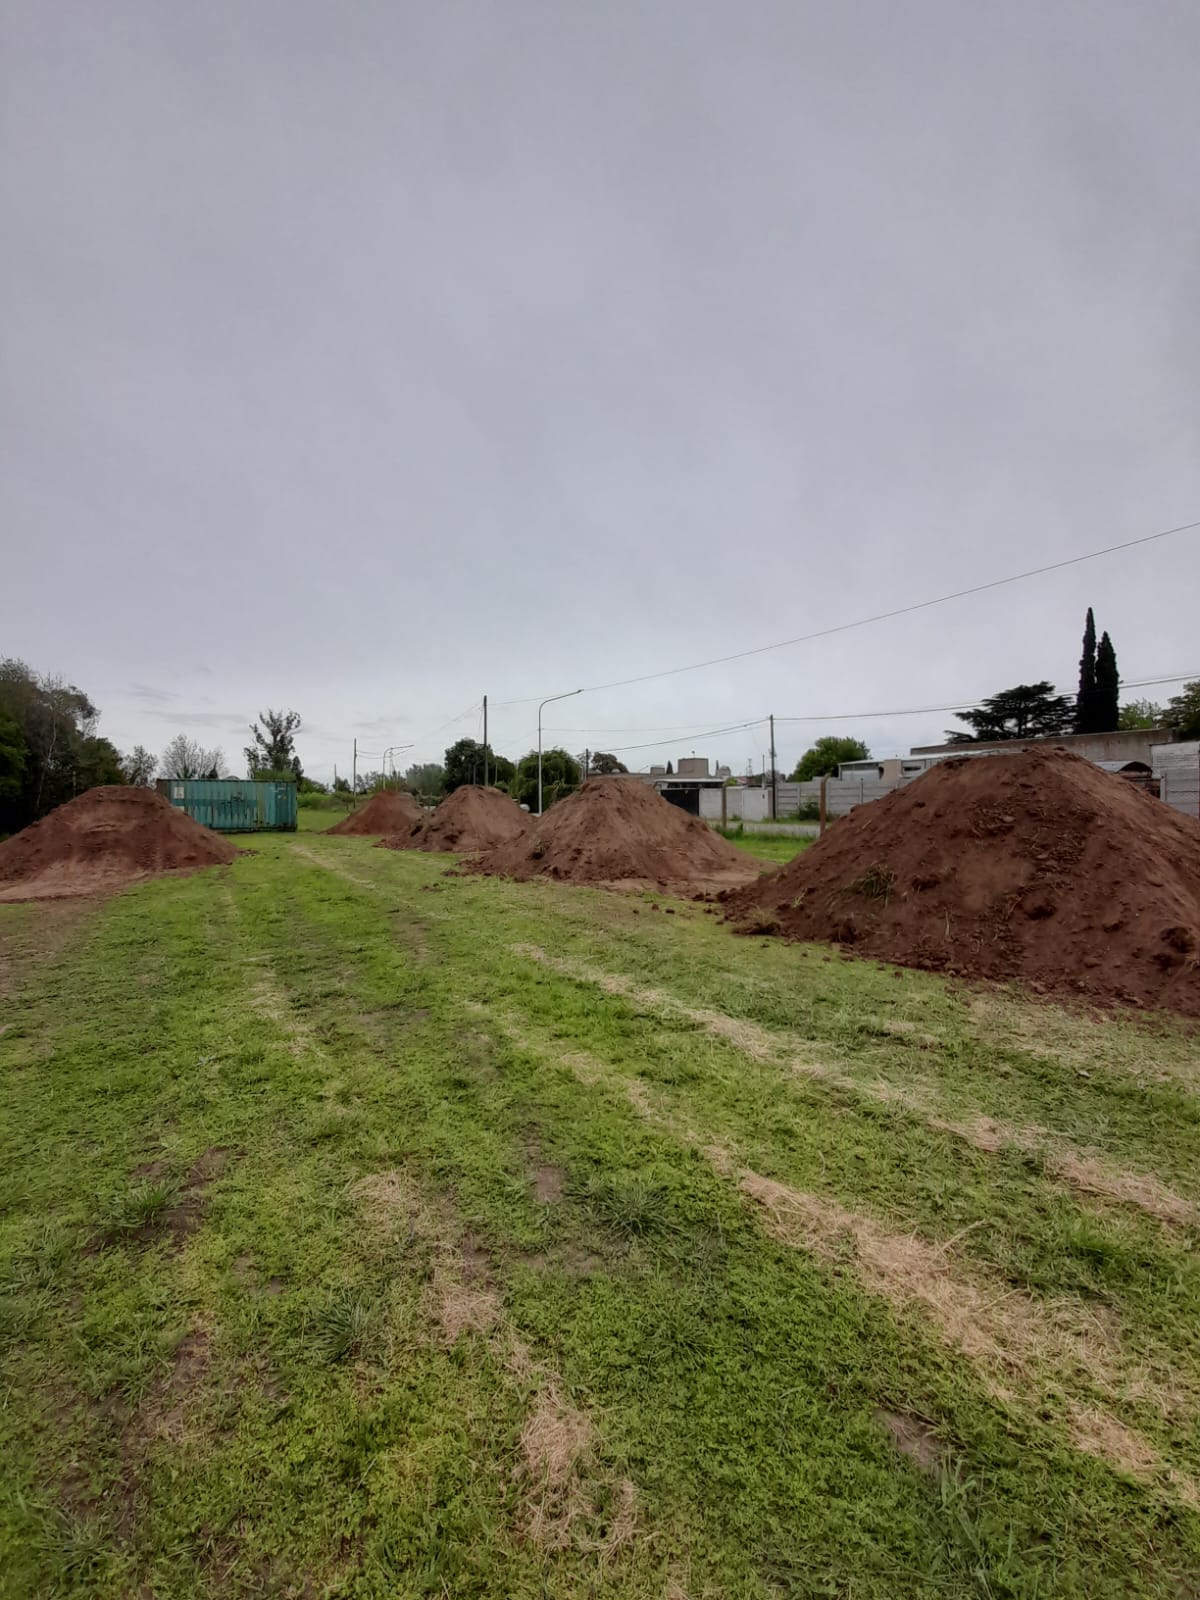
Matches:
[[326, 790, 423, 835], [378, 785, 528, 854], [472, 775, 763, 895], [0, 786, 237, 902], [725, 748, 1200, 1017]]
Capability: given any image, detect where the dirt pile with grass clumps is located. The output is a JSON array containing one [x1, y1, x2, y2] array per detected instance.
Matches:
[[378, 784, 528, 854], [0, 786, 236, 902], [724, 747, 1200, 1017], [325, 790, 423, 836], [472, 775, 763, 896]]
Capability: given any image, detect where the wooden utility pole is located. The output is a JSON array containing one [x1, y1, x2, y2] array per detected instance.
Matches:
[[769, 713, 777, 821], [482, 695, 488, 786], [352, 739, 357, 805]]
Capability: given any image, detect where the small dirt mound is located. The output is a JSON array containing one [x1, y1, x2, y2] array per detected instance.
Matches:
[[326, 790, 423, 836], [472, 775, 763, 896], [0, 786, 236, 902], [724, 748, 1200, 1017], [378, 785, 528, 854]]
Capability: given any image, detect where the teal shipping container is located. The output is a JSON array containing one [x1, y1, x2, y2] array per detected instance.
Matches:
[[158, 779, 297, 832]]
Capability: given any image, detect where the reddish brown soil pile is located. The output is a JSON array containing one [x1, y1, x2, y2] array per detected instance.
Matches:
[[326, 790, 423, 835], [0, 786, 236, 902], [472, 775, 763, 896], [725, 748, 1200, 1017], [378, 785, 528, 854]]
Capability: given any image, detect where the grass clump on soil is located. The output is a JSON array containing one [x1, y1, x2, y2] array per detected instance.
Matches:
[[102, 1179, 180, 1238], [2, 826, 1199, 1597]]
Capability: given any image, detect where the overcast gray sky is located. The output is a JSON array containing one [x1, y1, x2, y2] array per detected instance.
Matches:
[[3, 0, 1198, 783]]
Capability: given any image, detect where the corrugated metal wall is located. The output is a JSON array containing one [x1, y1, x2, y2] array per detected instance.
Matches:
[[160, 779, 298, 832]]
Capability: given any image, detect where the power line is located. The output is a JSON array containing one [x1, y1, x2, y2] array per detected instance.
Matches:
[[540, 672, 1197, 740], [409, 699, 482, 752], [593, 718, 767, 756], [494, 517, 1199, 705], [775, 673, 1199, 724]]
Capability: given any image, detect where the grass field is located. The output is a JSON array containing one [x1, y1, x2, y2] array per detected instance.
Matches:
[[2, 827, 1199, 1598]]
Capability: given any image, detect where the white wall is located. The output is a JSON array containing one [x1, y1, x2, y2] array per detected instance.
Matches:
[[1153, 741, 1200, 819], [701, 786, 771, 821]]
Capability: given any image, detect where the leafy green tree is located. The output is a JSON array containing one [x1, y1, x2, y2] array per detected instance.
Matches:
[[589, 752, 628, 774], [513, 747, 581, 811], [245, 710, 302, 779], [161, 735, 224, 780], [77, 738, 125, 789], [1075, 606, 1099, 733], [788, 736, 870, 781], [404, 762, 446, 798], [443, 738, 514, 791], [0, 658, 127, 827], [1165, 680, 1200, 738], [0, 708, 27, 833], [1118, 699, 1164, 730], [1095, 631, 1119, 731], [122, 745, 157, 786], [946, 683, 1074, 743]]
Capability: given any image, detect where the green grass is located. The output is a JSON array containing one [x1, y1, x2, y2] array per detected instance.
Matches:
[[1, 835, 1198, 1597], [718, 826, 813, 864]]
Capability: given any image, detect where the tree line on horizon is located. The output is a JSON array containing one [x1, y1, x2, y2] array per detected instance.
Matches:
[[0, 660, 312, 837], [4, 623, 1199, 836], [942, 609, 1198, 746]]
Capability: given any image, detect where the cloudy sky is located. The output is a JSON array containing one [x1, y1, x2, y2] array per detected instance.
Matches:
[[3, 1, 1198, 783]]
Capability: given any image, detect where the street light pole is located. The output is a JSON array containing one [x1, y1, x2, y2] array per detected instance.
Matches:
[[381, 745, 413, 788], [537, 689, 582, 815]]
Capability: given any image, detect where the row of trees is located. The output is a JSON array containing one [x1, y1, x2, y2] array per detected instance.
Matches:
[[941, 609, 1200, 744], [364, 739, 631, 811], [753, 608, 1198, 778], [946, 677, 1200, 745], [0, 660, 311, 837], [0, 659, 125, 836]]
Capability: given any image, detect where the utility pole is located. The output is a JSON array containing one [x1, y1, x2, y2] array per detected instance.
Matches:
[[538, 689, 582, 814], [482, 695, 488, 786], [584, 747, 589, 778], [352, 739, 357, 806], [769, 713, 777, 821]]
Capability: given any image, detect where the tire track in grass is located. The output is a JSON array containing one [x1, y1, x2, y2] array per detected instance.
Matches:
[[720, 1158, 1200, 1514], [511, 942, 1197, 1229], [229, 848, 653, 1575], [494, 984, 1200, 1515], [218, 845, 1200, 1589], [348, 1166, 641, 1562]]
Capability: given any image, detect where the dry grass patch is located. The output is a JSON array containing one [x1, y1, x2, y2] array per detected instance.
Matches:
[[931, 1113, 1197, 1227], [874, 1407, 943, 1474], [351, 1169, 501, 1345], [431, 1255, 502, 1345], [727, 1161, 1199, 1508], [516, 1380, 637, 1557], [966, 992, 1200, 1094]]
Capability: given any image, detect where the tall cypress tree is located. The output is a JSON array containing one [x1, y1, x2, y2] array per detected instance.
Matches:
[[1076, 607, 1098, 733], [1096, 631, 1120, 732]]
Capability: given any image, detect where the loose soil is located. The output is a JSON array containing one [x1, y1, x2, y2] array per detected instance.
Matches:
[[325, 790, 423, 835], [472, 775, 763, 896], [724, 748, 1200, 1017], [378, 784, 528, 854], [0, 786, 236, 902]]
